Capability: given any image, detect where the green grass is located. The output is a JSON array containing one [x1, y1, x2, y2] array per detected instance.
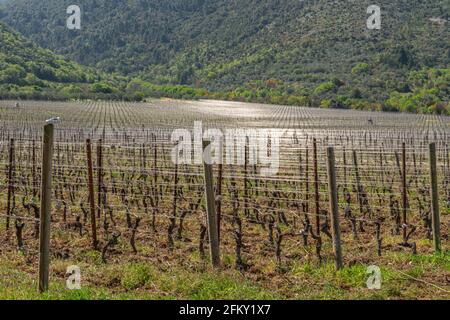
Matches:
[[284, 251, 450, 300], [0, 255, 278, 300]]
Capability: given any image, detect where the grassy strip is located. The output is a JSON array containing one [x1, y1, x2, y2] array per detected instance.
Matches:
[[0, 250, 448, 300]]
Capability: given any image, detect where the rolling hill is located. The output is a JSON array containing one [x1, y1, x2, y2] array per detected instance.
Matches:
[[0, 0, 449, 112], [0, 21, 147, 100]]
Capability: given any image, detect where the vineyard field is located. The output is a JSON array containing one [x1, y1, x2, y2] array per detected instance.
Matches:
[[0, 99, 448, 300]]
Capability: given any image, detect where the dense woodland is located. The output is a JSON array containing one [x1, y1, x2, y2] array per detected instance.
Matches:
[[0, 22, 129, 100], [0, 0, 449, 113]]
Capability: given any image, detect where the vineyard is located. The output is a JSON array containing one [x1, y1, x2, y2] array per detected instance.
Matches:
[[0, 99, 448, 300]]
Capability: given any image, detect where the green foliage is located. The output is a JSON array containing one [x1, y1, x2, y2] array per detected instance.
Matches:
[[352, 63, 369, 75], [0, 64, 26, 84], [0, 22, 217, 101], [0, 23, 96, 85], [0, 1, 448, 113], [320, 99, 332, 108], [315, 81, 337, 95], [91, 82, 114, 94], [121, 264, 155, 290], [385, 68, 450, 114], [0, 22, 136, 100]]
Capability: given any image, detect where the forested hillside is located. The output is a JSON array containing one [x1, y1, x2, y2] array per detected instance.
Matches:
[[0, 22, 90, 99], [0, 20, 221, 101], [1, 0, 449, 113]]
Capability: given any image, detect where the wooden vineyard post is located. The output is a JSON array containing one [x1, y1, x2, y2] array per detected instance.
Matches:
[[216, 140, 223, 244], [401, 142, 408, 242], [97, 139, 103, 219], [305, 147, 309, 214], [168, 143, 179, 251], [326, 147, 343, 270], [202, 140, 220, 268], [343, 146, 347, 186], [429, 143, 441, 252], [86, 139, 98, 250], [313, 138, 320, 235], [32, 139, 37, 197], [38, 124, 54, 293], [352, 150, 363, 217], [6, 138, 14, 230], [244, 138, 249, 218]]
